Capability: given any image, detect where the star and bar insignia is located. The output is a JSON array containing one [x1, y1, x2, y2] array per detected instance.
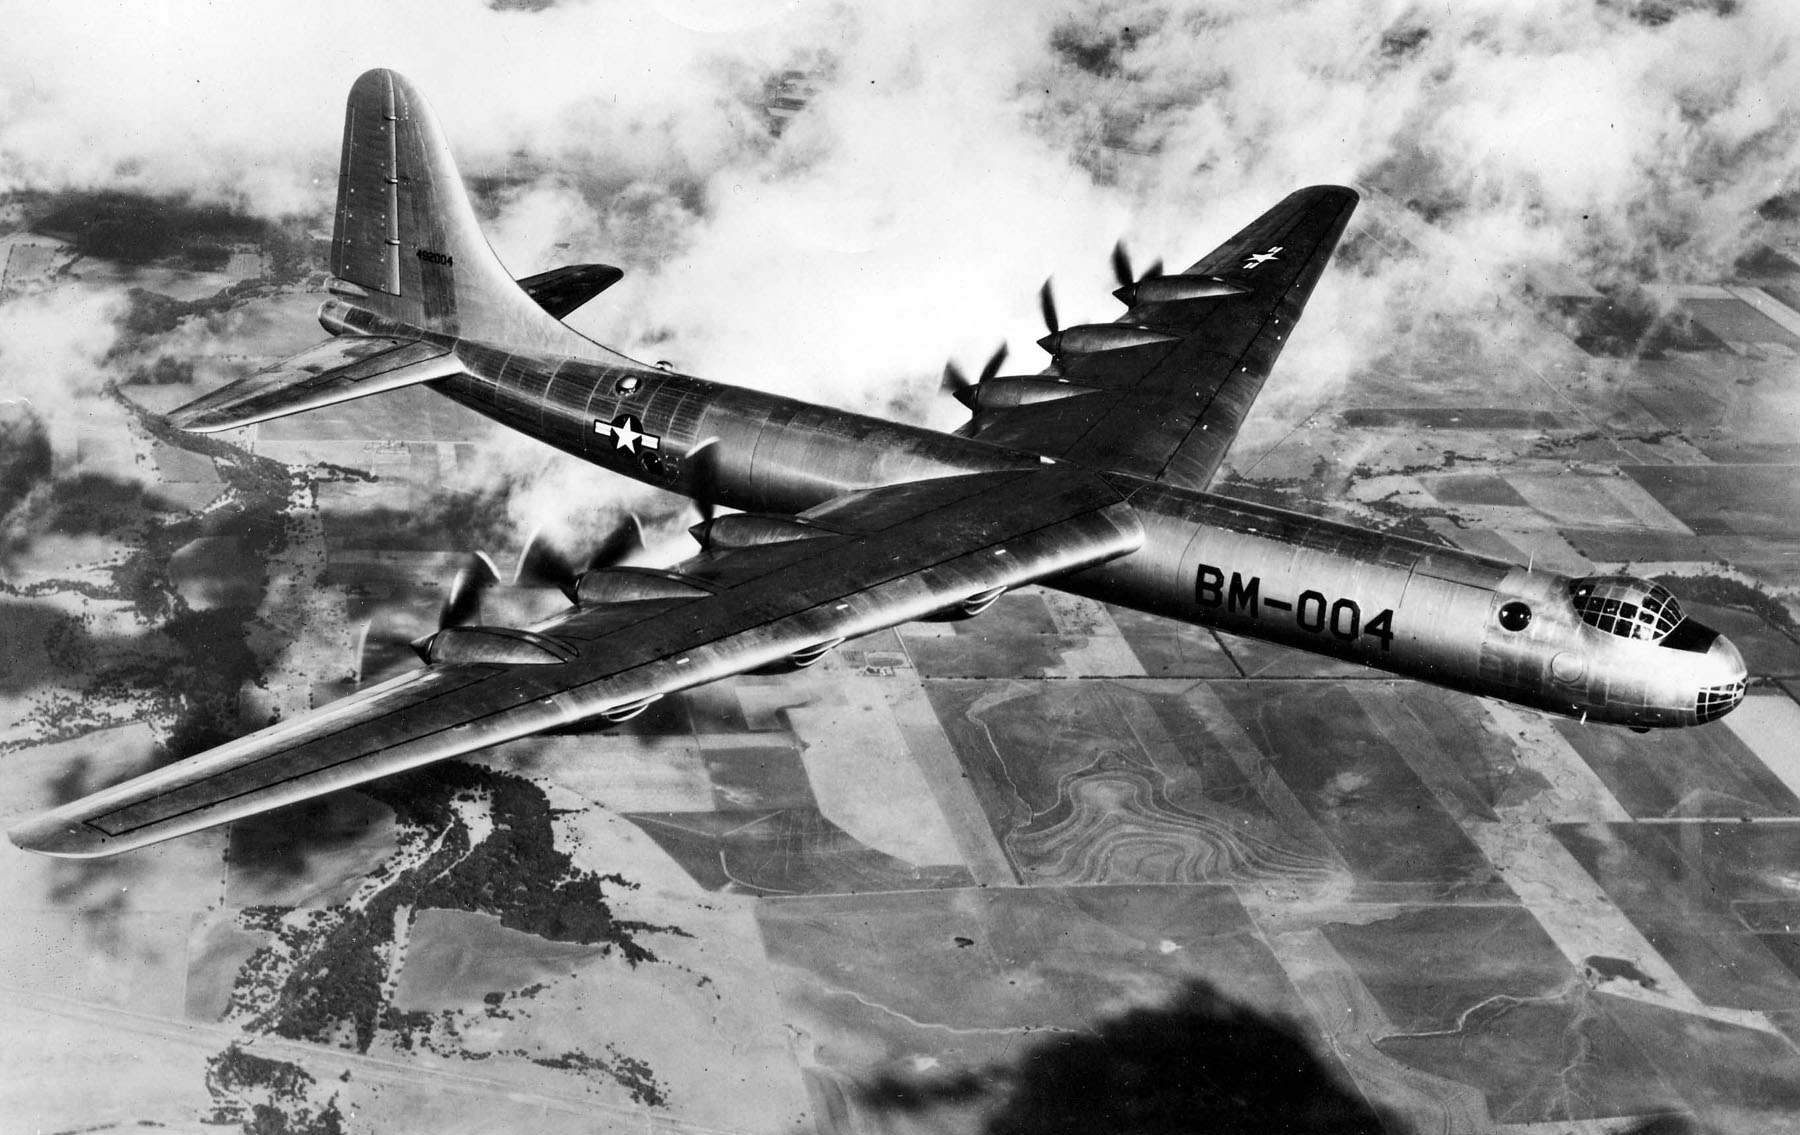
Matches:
[[1242, 245, 1283, 270], [593, 413, 661, 453]]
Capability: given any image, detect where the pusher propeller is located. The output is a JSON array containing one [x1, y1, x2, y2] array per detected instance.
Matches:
[[1110, 239, 1162, 293], [941, 343, 1009, 411], [354, 552, 504, 681], [689, 437, 723, 526], [515, 516, 645, 602], [439, 551, 501, 629], [1038, 279, 1060, 338]]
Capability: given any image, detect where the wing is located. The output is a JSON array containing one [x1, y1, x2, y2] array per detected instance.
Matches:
[[10, 467, 1141, 858], [964, 185, 1358, 491]]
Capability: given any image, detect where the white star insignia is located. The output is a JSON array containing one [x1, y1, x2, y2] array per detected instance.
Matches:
[[611, 418, 643, 451], [593, 414, 661, 454], [1242, 245, 1283, 270]]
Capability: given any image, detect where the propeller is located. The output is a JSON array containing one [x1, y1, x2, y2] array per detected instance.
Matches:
[[941, 343, 1008, 410], [1038, 278, 1060, 338], [1110, 239, 1162, 293], [388, 551, 500, 666], [689, 437, 723, 526], [514, 532, 582, 592], [515, 516, 645, 601], [439, 551, 501, 629], [354, 551, 510, 682]]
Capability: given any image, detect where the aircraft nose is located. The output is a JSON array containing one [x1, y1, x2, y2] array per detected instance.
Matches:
[[1696, 633, 1747, 723]]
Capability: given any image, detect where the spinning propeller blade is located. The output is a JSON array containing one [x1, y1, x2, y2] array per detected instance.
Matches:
[[515, 516, 645, 600], [941, 343, 1009, 411], [439, 551, 500, 629], [689, 437, 722, 525]]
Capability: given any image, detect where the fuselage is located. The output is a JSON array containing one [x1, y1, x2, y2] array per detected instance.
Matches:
[[341, 298, 1746, 730]]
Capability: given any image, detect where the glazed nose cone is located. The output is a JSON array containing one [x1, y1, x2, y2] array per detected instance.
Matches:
[[1696, 633, 1747, 723]]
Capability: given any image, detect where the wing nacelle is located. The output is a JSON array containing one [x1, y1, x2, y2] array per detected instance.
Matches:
[[572, 566, 716, 606], [1113, 274, 1251, 305], [1037, 323, 1179, 357], [410, 626, 577, 666], [953, 376, 1102, 412], [689, 513, 834, 550]]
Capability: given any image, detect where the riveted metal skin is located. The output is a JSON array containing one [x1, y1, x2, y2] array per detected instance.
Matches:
[[572, 567, 715, 606], [423, 338, 1745, 732], [10, 67, 1747, 861], [306, 71, 1746, 736]]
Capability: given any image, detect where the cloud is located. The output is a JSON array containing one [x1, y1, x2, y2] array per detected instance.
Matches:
[[0, 286, 135, 481], [0, 287, 125, 409], [7, 0, 1800, 527], [11, 2, 1798, 425], [0, 0, 800, 211]]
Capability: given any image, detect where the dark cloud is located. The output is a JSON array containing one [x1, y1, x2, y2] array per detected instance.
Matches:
[[0, 406, 52, 517]]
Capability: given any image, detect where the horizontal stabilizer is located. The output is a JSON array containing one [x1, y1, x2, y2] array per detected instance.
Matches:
[[518, 263, 623, 319], [167, 336, 464, 432]]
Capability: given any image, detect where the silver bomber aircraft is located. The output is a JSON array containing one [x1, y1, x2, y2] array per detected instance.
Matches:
[[10, 69, 1749, 858]]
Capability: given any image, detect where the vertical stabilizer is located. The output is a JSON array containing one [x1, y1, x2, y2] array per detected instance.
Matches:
[[330, 69, 629, 362]]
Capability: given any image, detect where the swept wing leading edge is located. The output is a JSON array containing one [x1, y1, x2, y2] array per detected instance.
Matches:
[[963, 185, 1359, 491], [11, 468, 1142, 857], [14, 67, 1745, 865]]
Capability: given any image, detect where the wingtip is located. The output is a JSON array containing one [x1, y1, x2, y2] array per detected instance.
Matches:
[[7, 811, 119, 859], [164, 410, 238, 434], [161, 405, 242, 434]]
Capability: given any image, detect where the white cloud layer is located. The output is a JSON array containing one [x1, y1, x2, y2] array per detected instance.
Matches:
[[3, 0, 1798, 530]]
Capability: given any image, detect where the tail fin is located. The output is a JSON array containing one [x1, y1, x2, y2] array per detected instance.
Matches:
[[164, 71, 642, 433], [330, 69, 624, 361]]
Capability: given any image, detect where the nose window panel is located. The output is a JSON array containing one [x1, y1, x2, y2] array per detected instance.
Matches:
[[1697, 680, 1746, 723], [1569, 577, 1685, 643]]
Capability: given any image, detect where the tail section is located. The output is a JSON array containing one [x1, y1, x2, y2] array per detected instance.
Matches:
[[329, 69, 626, 361], [166, 70, 645, 433]]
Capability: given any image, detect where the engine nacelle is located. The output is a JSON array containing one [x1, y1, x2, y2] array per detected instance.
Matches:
[[574, 567, 714, 606], [1114, 274, 1251, 305], [689, 513, 833, 551], [1037, 323, 1179, 357], [411, 626, 577, 666], [954, 376, 1100, 412]]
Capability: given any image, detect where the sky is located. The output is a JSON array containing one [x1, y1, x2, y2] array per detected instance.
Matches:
[[3, 0, 1798, 533]]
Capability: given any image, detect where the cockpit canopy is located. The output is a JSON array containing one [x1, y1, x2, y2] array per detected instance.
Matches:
[[1569, 576, 1684, 643]]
